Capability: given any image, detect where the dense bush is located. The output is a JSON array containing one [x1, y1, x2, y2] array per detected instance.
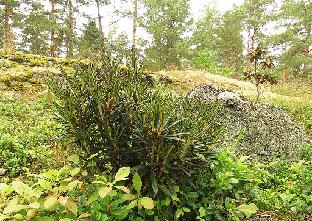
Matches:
[[0, 95, 62, 178], [192, 49, 235, 77], [48, 61, 312, 220], [0, 155, 155, 221], [49, 61, 222, 193], [252, 160, 312, 216]]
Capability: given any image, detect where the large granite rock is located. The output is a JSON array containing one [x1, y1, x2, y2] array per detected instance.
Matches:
[[188, 84, 311, 162]]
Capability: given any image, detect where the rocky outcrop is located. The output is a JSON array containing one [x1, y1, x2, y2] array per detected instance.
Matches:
[[188, 84, 311, 162]]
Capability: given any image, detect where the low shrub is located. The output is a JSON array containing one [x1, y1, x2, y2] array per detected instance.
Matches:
[[0, 155, 155, 221], [252, 160, 312, 216], [49, 61, 221, 194], [0, 94, 62, 177]]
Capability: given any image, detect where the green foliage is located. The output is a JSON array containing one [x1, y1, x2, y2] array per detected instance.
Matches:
[[244, 46, 278, 102], [251, 160, 312, 215], [78, 20, 102, 61], [298, 144, 312, 161], [49, 62, 221, 194], [192, 48, 235, 77], [190, 6, 243, 76], [270, 0, 312, 79], [0, 8, 3, 49], [0, 156, 154, 221], [192, 48, 219, 71], [143, 0, 192, 70], [0, 93, 62, 177], [18, 1, 50, 55]]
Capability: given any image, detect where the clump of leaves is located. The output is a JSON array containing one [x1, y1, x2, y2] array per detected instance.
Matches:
[[49, 60, 221, 197], [0, 94, 62, 178], [244, 46, 278, 103], [0, 155, 154, 221]]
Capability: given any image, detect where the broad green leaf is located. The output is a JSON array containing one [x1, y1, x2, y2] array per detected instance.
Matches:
[[70, 167, 81, 177], [12, 181, 32, 196], [132, 172, 142, 195], [38, 179, 52, 191], [0, 183, 13, 197], [26, 209, 37, 220], [79, 213, 91, 219], [85, 191, 99, 206], [229, 178, 239, 184], [237, 203, 258, 218], [14, 214, 24, 220], [122, 193, 136, 201], [42, 170, 59, 180], [139, 197, 154, 209], [126, 200, 137, 210], [60, 219, 72, 221], [67, 180, 82, 191], [175, 208, 184, 220], [29, 202, 40, 209], [68, 154, 80, 165], [199, 207, 206, 217], [112, 209, 130, 220], [146, 209, 154, 216], [44, 195, 59, 211], [115, 186, 130, 193], [98, 186, 112, 198], [114, 167, 130, 183], [81, 170, 88, 177], [182, 207, 190, 212]]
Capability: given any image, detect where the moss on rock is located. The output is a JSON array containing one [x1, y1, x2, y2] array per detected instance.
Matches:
[[188, 84, 311, 162]]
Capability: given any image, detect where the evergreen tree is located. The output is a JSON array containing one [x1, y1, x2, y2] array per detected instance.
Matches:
[[0, 7, 3, 49], [239, 0, 276, 54], [190, 7, 220, 70], [131, 0, 138, 68], [1, 0, 19, 52], [78, 20, 102, 60], [190, 6, 244, 74], [18, 1, 50, 55], [143, 0, 192, 70], [216, 9, 244, 73], [107, 28, 131, 61], [49, 0, 57, 56], [271, 0, 312, 79]]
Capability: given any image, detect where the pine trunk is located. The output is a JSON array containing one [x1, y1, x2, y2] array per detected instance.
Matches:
[[50, 0, 56, 57], [131, 0, 138, 69], [3, 1, 12, 53]]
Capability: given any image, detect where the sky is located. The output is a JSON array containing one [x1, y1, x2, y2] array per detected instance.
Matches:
[[82, 0, 245, 40]]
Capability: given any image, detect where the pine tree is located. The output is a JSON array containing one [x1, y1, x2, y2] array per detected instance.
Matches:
[[131, 0, 138, 68], [0, 7, 3, 49], [1, 0, 19, 52], [49, 0, 57, 56], [271, 0, 312, 79], [143, 0, 192, 70], [18, 1, 50, 55], [216, 9, 244, 73], [190, 7, 220, 70], [239, 0, 276, 54], [65, 0, 75, 57], [78, 20, 102, 60]]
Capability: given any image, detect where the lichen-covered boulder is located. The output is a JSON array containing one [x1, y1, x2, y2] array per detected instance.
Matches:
[[188, 84, 311, 162]]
